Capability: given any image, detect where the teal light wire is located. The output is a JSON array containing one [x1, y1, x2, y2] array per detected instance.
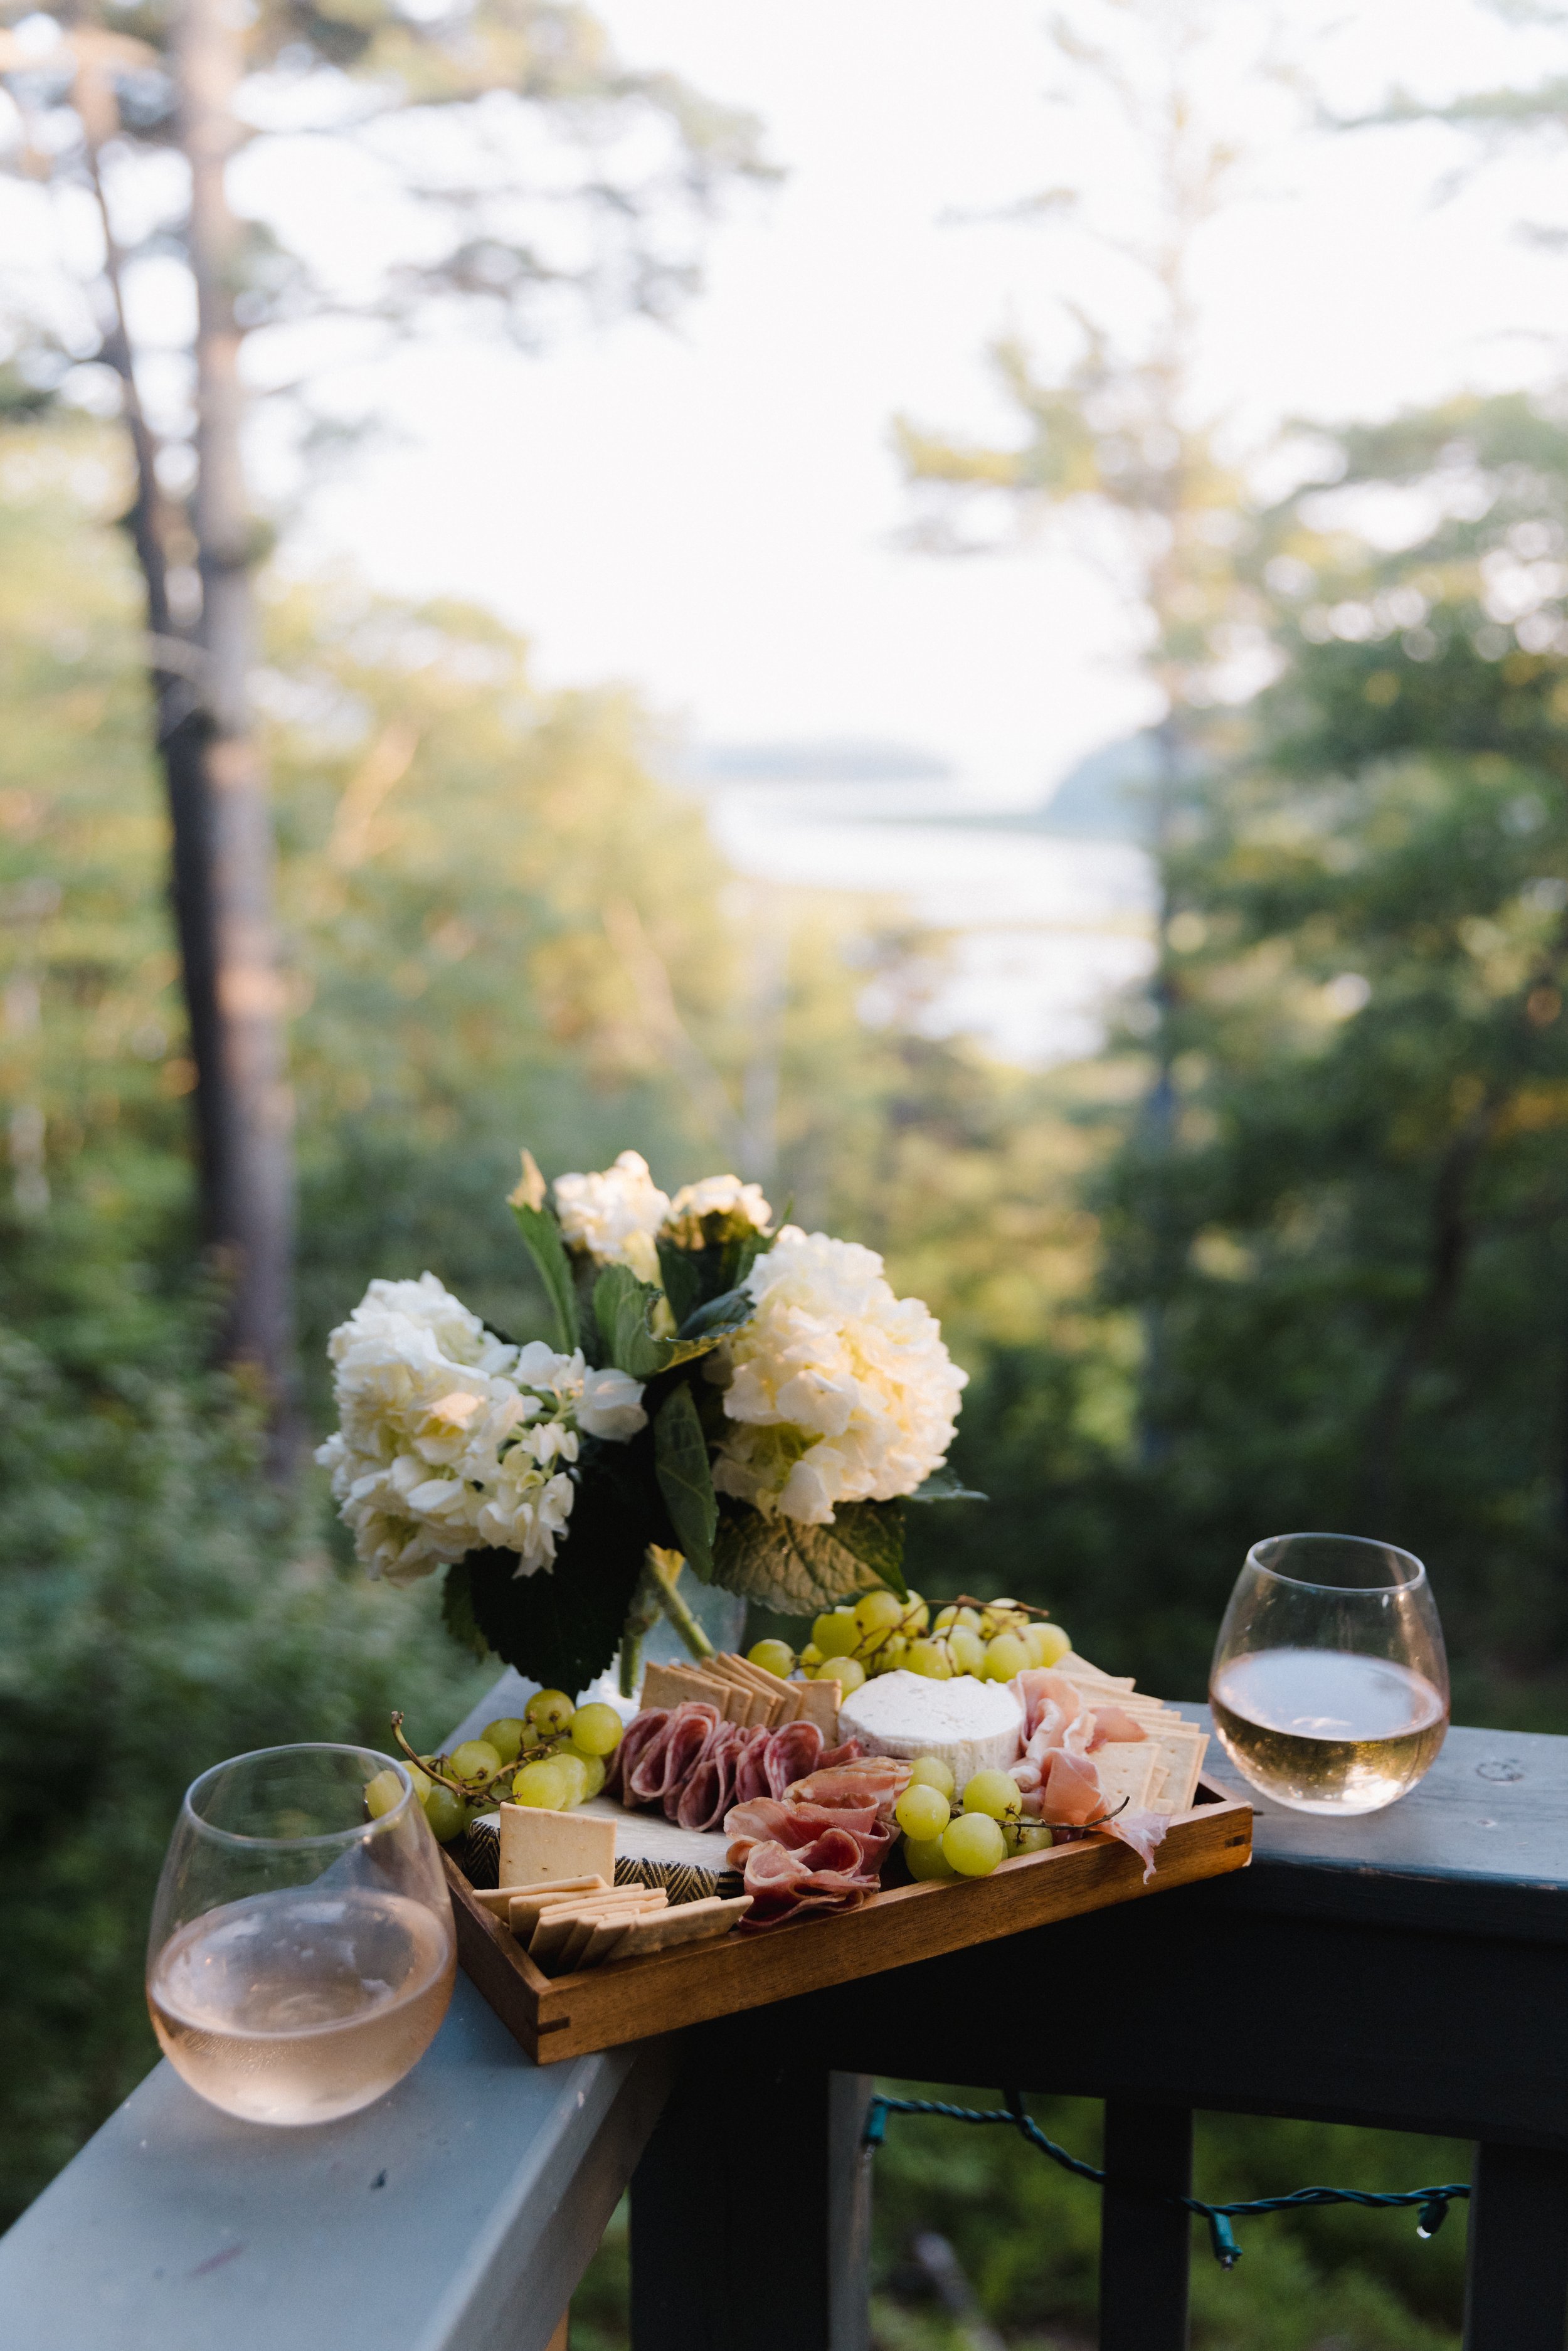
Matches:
[[863, 2092, 1471, 2269]]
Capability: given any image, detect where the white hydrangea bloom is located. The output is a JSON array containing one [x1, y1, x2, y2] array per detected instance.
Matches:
[[553, 1150, 670, 1281], [710, 1228, 967, 1526], [665, 1174, 773, 1231], [316, 1276, 646, 1583]]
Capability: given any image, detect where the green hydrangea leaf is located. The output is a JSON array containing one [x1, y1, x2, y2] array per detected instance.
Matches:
[[509, 1199, 578, 1357], [652, 1384, 718, 1578], [711, 1497, 907, 1614], [595, 1266, 753, 1379]]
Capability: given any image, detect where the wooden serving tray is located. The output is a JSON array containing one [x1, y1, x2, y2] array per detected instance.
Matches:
[[445, 1777, 1253, 2063]]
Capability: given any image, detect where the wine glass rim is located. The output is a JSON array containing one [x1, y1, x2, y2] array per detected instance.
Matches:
[[181, 1741, 414, 1850], [1246, 1531, 1426, 1595]]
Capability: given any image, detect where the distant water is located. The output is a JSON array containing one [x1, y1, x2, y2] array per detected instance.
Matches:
[[697, 779, 1156, 1069]]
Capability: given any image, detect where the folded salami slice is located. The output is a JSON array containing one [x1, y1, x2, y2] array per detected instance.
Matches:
[[607, 1707, 668, 1800], [761, 1718, 824, 1796]]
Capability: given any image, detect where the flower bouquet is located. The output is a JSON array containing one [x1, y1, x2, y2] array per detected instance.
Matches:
[[318, 1151, 980, 1694]]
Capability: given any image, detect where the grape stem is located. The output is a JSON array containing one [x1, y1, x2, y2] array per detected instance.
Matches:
[[389, 1710, 572, 1803], [952, 1595, 1053, 1620]]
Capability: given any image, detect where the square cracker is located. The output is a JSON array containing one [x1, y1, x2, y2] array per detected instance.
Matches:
[[499, 1803, 616, 1889], [1088, 1741, 1158, 1813]]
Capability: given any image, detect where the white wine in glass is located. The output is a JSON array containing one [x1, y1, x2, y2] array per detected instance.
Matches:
[[147, 1744, 455, 2125], [1209, 1535, 1448, 1816]]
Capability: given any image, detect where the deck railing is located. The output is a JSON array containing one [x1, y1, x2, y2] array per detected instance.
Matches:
[[4, 1678, 1566, 2351]]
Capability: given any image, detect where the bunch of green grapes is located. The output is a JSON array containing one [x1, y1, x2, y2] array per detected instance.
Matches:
[[747, 1593, 1071, 1696], [893, 1754, 1055, 1882], [365, 1692, 625, 1844]]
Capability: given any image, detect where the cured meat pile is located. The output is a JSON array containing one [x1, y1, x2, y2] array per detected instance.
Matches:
[[607, 1701, 862, 1834], [1009, 1669, 1168, 1877], [724, 1759, 913, 1927]]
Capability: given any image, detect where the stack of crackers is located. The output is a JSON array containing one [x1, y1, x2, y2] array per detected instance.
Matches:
[[1056, 1653, 1209, 1817], [642, 1652, 839, 1738], [473, 1874, 751, 1975], [487, 1795, 751, 1977]]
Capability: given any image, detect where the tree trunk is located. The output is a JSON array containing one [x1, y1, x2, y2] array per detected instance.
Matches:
[[178, 0, 295, 1428]]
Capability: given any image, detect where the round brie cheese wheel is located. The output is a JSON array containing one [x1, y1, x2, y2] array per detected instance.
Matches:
[[837, 1669, 1024, 1783]]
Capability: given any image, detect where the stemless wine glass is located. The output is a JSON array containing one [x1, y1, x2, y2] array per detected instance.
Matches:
[[1209, 1534, 1449, 1816], [147, 1744, 455, 2126]]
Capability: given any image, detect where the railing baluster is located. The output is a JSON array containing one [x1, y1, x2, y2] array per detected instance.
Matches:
[[1098, 2099, 1192, 2351], [628, 2030, 871, 2350], [1461, 2141, 1568, 2351]]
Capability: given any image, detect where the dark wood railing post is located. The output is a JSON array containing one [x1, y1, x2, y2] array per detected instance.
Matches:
[[629, 2027, 871, 2349], [1461, 2141, 1568, 2351], [1098, 2101, 1193, 2351]]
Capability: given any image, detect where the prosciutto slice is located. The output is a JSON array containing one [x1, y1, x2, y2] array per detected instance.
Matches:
[[739, 1828, 879, 1927], [780, 1759, 911, 1820], [724, 1796, 893, 1871]]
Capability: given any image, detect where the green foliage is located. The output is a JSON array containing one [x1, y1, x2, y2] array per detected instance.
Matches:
[[652, 1386, 718, 1578], [510, 1196, 578, 1354], [714, 1495, 908, 1613]]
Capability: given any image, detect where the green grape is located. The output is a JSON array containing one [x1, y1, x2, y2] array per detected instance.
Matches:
[[450, 1739, 503, 1783], [854, 1589, 906, 1635], [526, 1689, 576, 1736], [902, 1591, 930, 1633], [798, 1643, 824, 1670], [422, 1784, 467, 1842], [480, 1717, 526, 1765], [895, 1784, 951, 1840], [578, 1754, 607, 1800], [905, 1833, 960, 1881], [905, 1638, 953, 1680], [519, 1721, 543, 1751], [934, 1604, 983, 1635], [962, 1768, 1023, 1821], [907, 1753, 956, 1798], [812, 1656, 866, 1694], [942, 1812, 1007, 1877], [1008, 1821, 1055, 1855], [569, 1702, 624, 1758], [811, 1610, 860, 1658], [945, 1626, 986, 1677], [553, 1752, 590, 1808], [873, 1635, 909, 1674], [1027, 1622, 1072, 1668], [983, 1632, 1030, 1683], [511, 1757, 574, 1810], [364, 1768, 405, 1820], [980, 1600, 1025, 1638], [748, 1639, 797, 1679]]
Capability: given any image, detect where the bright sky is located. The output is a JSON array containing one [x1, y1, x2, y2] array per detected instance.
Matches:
[[296, 0, 1568, 805]]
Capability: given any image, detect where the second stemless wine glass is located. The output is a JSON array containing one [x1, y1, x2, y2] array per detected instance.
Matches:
[[147, 1744, 455, 2126], [1209, 1534, 1449, 1816]]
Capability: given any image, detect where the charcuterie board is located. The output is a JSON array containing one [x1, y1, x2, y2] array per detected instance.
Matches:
[[445, 1775, 1252, 2064]]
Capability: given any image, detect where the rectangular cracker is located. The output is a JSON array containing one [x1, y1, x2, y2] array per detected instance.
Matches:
[[640, 1662, 726, 1713], [1058, 1654, 1137, 1692], [610, 1894, 753, 1958], [508, 1884, 657, 1939], [499, 1803, 617, 1889], [472, 1874, 607, 1918], [527, 1891, 664, 1968], [1144, 1722, 1209, 1815]]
